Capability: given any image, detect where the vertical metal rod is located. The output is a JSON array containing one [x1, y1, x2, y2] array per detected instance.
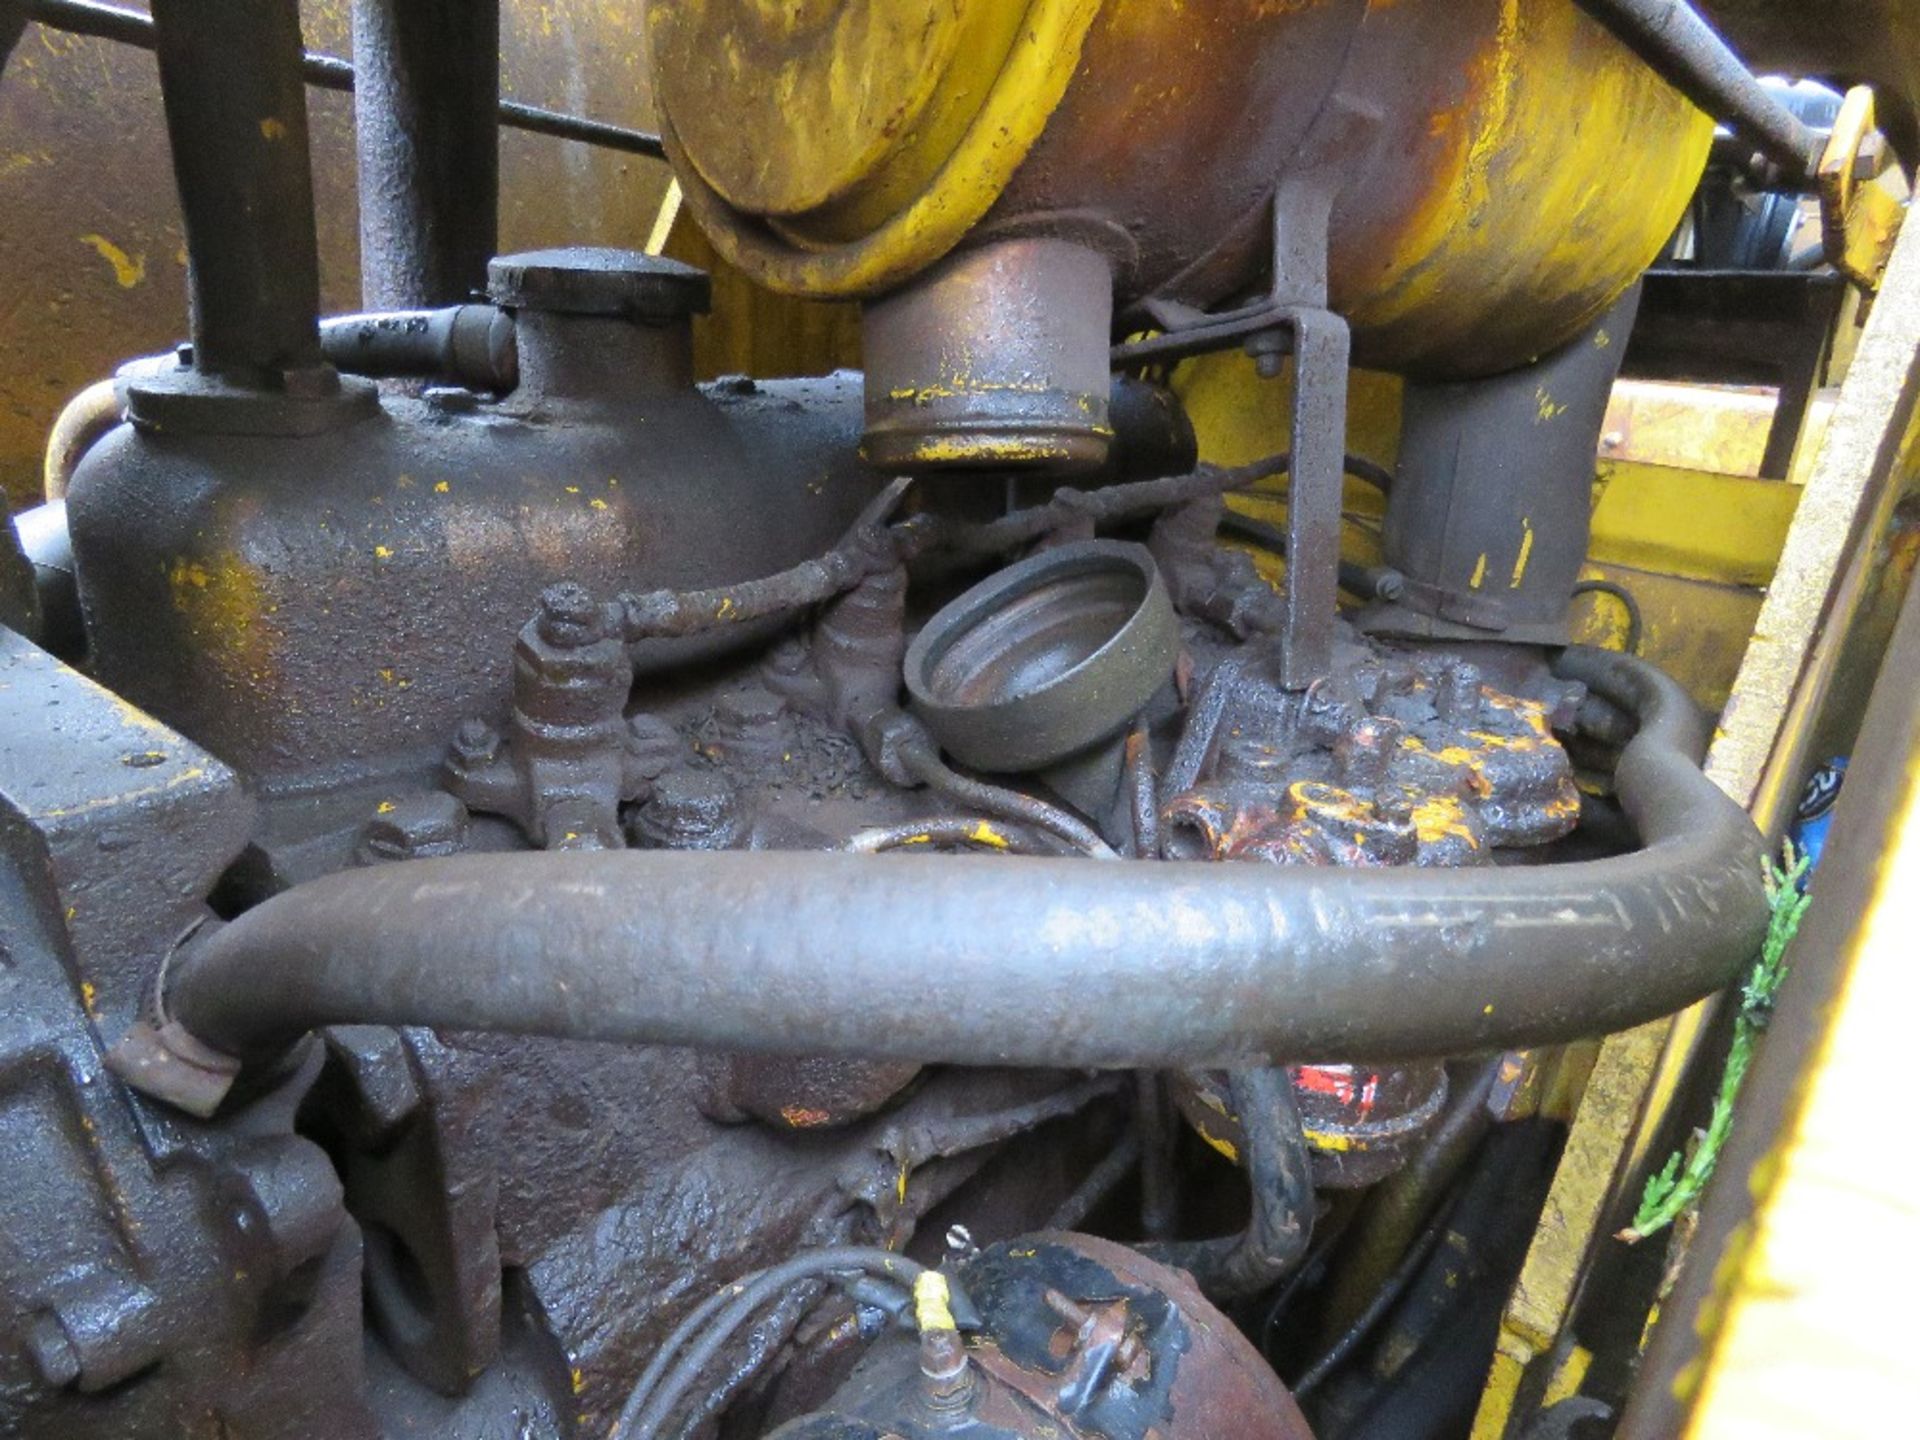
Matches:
[[350, 0, 501, 308], [149, 0, 325, 381], [1279, 311, 1351, 690], [1576, 0, 1824, 181]]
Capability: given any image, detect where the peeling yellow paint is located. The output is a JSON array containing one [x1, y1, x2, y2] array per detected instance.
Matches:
[[1510, 517, 1535, 589], [79, 233, 146, 288]]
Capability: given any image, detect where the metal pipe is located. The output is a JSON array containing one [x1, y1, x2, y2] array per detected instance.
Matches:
[[350, 0, 500, 309], [25, 0, 668, 161], [149, 0, 325, 381], [135, 649, 1767, 1094], [318, 306, 518, 390], [1575, 0, 1825, 180]]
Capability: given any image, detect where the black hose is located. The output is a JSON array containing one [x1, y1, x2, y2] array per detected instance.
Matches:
[[1217, 510, 1407, 603], [1143, 1069, 1315, 1299], [135, 650, 1767, 1087], [1292, 1187, 1459, 1398], [1572, 578, 1646, 656]]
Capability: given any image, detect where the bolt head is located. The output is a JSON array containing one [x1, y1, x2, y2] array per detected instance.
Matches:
[[451, 717, 502, 768], [24, 1313, 79, 1389], [360, 792, 470, 861], [536, 581, 607, 646]]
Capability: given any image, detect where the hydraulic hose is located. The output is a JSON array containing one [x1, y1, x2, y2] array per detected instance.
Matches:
[[141, 649, 1767, 1088], [1143, 1068, 1315, 1299]]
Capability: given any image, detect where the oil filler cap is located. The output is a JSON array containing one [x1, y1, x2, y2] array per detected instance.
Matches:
[[487, 248, 711, 322], [904, 540, 1178, 773]]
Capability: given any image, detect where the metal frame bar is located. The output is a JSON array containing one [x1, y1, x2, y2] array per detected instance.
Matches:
[[25, 0, 667, 161]]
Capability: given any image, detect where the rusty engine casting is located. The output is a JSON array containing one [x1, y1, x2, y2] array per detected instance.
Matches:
[[0, 1, 1821, 1438]]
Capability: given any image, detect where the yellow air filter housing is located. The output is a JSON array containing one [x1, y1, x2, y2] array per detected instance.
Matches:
[[648, 0, 1713, 462]]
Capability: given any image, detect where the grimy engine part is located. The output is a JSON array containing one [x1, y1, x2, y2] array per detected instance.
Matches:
[[0, 1, 1884, 1437]]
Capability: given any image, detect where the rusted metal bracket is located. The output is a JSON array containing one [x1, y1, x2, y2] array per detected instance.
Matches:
[[1112, 101, 1372, 689], [1276, 309, 1351, 689]]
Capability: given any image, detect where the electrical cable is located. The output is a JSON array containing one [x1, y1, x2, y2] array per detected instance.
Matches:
[[612, 1247, 931, 1440]]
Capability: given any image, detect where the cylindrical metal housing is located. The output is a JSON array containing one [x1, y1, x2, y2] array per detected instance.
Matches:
[[862, 237, 1114, 472], [652, 0, 1713, 380]]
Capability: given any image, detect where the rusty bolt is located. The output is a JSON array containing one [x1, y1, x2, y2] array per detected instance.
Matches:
[[629, 768, 744, 851], [358, 792, 470, 864], [1335, 716, 1399, 788], [23, 1312, 80, 1389], [536, 581, 607, 647], [917, 1327, 975, 1422], [624, 713, 686, 781], [450, 717, 502, 770]]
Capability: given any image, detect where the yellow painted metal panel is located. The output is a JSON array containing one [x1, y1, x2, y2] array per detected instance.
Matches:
[[1589, 463, 1802, 589], [1683, 758, 1920, 1438]]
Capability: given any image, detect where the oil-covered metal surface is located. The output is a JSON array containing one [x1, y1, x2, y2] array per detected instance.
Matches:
[[0, 4, 1871, 1438], [65, 251, 877, 794], [0, 632, 379, 1438], [769, 1234, 1318, 1440]]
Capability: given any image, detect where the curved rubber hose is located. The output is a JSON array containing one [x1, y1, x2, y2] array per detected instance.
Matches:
[[159, 649, 1769, 1072], [1143, 1068, 1314, 1298]]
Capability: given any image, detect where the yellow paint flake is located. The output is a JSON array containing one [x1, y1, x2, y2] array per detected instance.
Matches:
[[966, 821, 1010, 850], [373, 545, 394, 559], [1411, 794, 1479, 849], [80, 980, 99, 1020], [79, 233, 146, 288], [1510, 517, 1535, 589], [376, 800, 396, 815], [1304, 1128, 1354, 1154], [433, 480, 450, 494], [589, 498, 609, 511], [259, 117, 287, 141], [1198, 1126, 1240, 1164]]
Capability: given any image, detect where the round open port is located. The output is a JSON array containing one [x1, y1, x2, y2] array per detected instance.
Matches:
[[904, 540, 1179, 773]]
